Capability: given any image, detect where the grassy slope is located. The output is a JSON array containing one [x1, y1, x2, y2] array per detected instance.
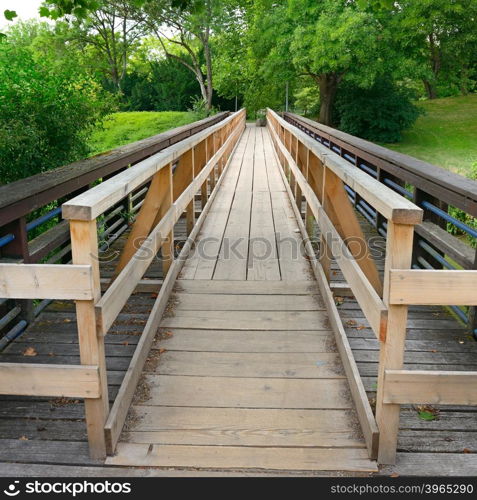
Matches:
[[384, 94, 477, 177], [90, 111, 196, 155]]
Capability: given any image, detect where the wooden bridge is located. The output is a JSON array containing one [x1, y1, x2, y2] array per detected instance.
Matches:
[[1, 109, 477, 476]]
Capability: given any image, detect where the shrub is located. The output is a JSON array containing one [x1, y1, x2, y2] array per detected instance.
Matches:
[[0, 43, 114, 184], [334, 78, 421, 143]]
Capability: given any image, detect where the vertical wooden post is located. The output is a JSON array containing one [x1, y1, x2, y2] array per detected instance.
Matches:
[[0, 217, 35, 323], [319, 166, 332, 282], [194, 140, 207, 210], [376, 221, 414, 464], [158, 163, 174, 277], [70, 219, 108, 460], [185, 150, 195, 236]]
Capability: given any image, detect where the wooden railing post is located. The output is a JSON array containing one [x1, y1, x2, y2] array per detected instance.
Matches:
[[158, 163, 174, 277], [70, 219, 109, 460], [376, 221, 415, 464], [194, 140, 208, 210]]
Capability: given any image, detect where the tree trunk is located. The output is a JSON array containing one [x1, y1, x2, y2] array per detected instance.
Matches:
[[423, 79, 437, 99], [318, 73, 339, 126]]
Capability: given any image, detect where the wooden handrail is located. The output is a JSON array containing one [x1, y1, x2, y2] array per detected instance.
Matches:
[[63, 111, 245, 221], [267, 108, 421, 465], [0, 112, 230, 225], [268, 109, 423, 224], [283, 111, 477, 215], [267, 115, 388, 341]]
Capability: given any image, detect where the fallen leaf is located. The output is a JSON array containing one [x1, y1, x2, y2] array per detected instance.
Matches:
[[23, 347, 37, 357], [356, 325, 366, 330], [389, 473, 399, 478], [19, 435, 28, 441], [346, 320, 357, 326], [151, 293, 158, 298], [159, 348, 167, 354], [463, 448, 471, 454], [122, 341, 129, 346]]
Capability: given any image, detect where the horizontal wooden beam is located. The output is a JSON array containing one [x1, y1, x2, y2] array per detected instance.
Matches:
[[63, 110, 246, 221], [0, 263, 93, 300], [384, 370, 477, 405], [100, 278, 162, 293], [389, 269, 477, 305], [0, 363, 100, 398], [267, 109, 422, 225]]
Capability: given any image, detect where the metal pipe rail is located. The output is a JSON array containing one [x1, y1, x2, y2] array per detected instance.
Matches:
[[283, 111, 477, 335]]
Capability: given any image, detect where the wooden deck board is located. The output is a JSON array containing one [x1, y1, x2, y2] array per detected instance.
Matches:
[[1, 124, 476, 476]]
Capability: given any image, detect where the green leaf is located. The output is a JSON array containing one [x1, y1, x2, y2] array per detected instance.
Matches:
[[39, 7, 50, 17], [4, 9, 17, 21], [418, 411, 437, 421]]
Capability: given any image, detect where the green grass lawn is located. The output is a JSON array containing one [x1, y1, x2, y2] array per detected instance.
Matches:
[[89, 111, 197, 155], [384, 94, 477, 177]]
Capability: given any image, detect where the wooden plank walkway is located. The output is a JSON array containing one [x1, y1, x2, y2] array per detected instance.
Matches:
[[105, 126, 376, 472], [0, 124, 476, 475]]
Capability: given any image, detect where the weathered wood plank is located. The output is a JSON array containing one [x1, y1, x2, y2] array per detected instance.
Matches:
[[0, 364, 100, 398], [106, 443, 377, 471], [175, 279, 318, 295], [0, 264, 93, 300], [153, 329, 334, 353], [160, 310, 330, 331], [389, 269, 477, 305], [151, 351, 345, 378], [140, 375, 352, 409], [173, 293, 325, 311], [384, 370, 477, 405], [126, 406, 364, 448]]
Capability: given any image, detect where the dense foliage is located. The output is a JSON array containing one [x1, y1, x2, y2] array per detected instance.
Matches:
[[0, 40, 113, 183], [1, 0, 477, 183], [334, 79, 422, 143]]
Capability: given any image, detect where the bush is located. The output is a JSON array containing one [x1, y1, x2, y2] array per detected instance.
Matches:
[[334, 78, 421, 143], [0, 43, 114, 184]]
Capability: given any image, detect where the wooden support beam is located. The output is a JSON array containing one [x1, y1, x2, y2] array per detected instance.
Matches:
[[0, 263, 94, 300], [70, 219, 109, 460], [0, 363, 100, 398], [62, 110, 245, 221], [112, 169, 169, 280], [267, 109, 423, 225], [375, 221, 414, 465], [384, 370, 477, 405], [389, 269, 477, 305], [158, 163, 174, 277], [322, 169, 383, 296]]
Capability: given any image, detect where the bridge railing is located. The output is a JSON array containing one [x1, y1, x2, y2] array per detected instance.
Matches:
[[0, 112, 231, 347], [0, 109, 246, 459], [267, 108, 477, 465], [283, 112, 477, 336]]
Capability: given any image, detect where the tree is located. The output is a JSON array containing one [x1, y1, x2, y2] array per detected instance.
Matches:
[[289, 0, 394, 125], [64, 1, 144, 92], [0, 33, 114, 184], [135, 0, 241, 112], [394, 0, 477, 99]]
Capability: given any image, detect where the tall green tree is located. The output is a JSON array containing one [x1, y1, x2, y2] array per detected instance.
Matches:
[[396, 0, 477, 99]]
